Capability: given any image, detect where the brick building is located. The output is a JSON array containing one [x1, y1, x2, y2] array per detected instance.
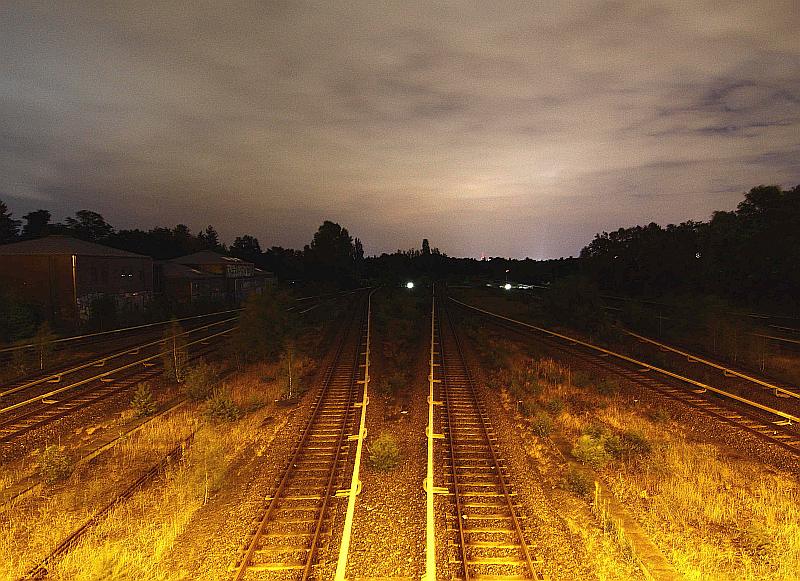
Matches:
[[0, 236, 153, 320], [159, 251, 273, 304]]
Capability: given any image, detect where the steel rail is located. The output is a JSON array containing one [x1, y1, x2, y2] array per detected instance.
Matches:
[[756, 333, 800, 346], [232, 294, 366, 581], [451, 298, 800, 425], [0, 326, 235, 417], [1, 289, 349, 357], [0, 308, 242, 355], [423, 289, 439, 581], [0, 316, 238, 399], [441, 300, 543, 580], [334, 289, 374, 581], [624, 329, 800, 399]]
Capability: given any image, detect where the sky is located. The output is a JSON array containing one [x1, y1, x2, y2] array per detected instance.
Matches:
[[1, 1, 798, 259]]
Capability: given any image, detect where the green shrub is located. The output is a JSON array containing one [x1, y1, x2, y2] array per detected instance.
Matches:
[[572, 434, 611, 468], [530, 412, 553, 437], [583, 423, 607, 438], [130, 382, 156, 418], [563, 466, 594, 499], [40, 445, 72, 483], [182, 360, 219, 401], [545, 397, 564, 415], [205, 388, 241, 422], [368, 432, 401, 471]]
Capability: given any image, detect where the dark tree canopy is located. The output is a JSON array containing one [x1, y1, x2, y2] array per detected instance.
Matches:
[[22, 209, 52, 239], [63, 210, 114, 242], [579, 184, 800, 309], [304, 221, 359, 283], [0, 200, 20, 244], [231, 234, 262, 263]]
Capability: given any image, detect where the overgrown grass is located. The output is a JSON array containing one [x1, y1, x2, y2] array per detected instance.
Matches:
[[502, 350, 800, 580], [0, 360, 292, 581]]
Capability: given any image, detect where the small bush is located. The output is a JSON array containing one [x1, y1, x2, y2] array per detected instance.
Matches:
[[368, 432, 401, 471], [40, 445, 72, 483], [545, 397, 564, 415], [563, 466, 594, 499], [572, 434, 611, 468], [182, 360, 219, 401], [583, 423, 607, 438], [205, 388, 241, 422], [530, 412, 553, 437], [537, 358, 568, 384], [130, 382, 156, 417]]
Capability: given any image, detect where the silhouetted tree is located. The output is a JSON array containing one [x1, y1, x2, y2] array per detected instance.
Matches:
[[22, 210, 52, 239], [231, 234, 262, 263], [64, 210, 114, 242], [230, 289, 294, 367], [199, 225, 222, 250], [422, 238, 431, 255], [0, 200, 20, 244], [304, 221, 357, 284]]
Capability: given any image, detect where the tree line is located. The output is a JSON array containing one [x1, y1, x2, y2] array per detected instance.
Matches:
[[579, 185, 800, 311], [3, 182, 796, 310], [0, 202, 365, 285]]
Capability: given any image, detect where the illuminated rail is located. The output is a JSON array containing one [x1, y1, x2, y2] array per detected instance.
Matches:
[[437, 298, 546, 580], [624, 329, 800, 399], [232, 293, 370, 580], [452, 298, 799, 426], [0, 307, 242, 355], [0, 316, 238, 400]]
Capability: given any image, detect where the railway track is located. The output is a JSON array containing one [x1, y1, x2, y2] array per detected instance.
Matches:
[[450, 298, 800, 456], [0, 324, 233, 443], [433, 297, 546, 581], [0, 292, 350, 445], [0, 308, 242, 379], [232, 292, 371, 580]]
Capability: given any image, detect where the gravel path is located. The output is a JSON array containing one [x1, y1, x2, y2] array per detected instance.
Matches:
[[341, 350, 428, 578]]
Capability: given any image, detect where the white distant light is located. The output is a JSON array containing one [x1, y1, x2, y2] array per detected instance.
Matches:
[[406, 281, 414, 289], [504, 283, 512, 290]]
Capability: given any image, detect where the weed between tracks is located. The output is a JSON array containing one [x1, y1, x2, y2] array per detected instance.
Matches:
[[0, 360, 291, 581], [468, 322, 800, 580]]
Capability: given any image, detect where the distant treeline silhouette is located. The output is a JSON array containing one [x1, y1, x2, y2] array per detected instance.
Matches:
[[579, 185, 799, 310], [2, 183, 797, 309]]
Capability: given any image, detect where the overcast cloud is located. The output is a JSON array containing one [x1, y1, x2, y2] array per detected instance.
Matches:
[[1, 1, 798, 258]]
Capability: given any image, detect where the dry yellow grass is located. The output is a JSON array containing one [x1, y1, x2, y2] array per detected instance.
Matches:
[[518, 353, 800, 581], [0, 360, 292, 581]]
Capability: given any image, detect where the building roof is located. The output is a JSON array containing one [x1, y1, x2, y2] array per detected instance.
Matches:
[[170, 250, 251, 266], [0, 236, 149, 258], [160, 262, 220, 279]]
